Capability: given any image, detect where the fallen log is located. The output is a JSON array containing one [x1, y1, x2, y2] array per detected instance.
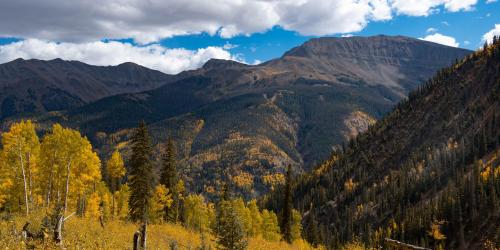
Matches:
[[384, 238, 431, 250]]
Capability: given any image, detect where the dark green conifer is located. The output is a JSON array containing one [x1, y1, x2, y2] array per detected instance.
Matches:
[[128, 121, 154, 223], [280, 164, 293, 243], [214, 200, 247, 250], [160, 136, 178, 222]]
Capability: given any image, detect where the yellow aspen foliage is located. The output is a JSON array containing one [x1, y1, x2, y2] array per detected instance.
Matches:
[[262, 173, 285, 190], [232, 172, 254, 190], [248, 200, 263, 237], [0, 159, 14, 207], [106, 150, 125, 187], [115, 184, 130, 220], [428, 220, 446, 240], [150, 184, 173, 223], [344, 178, 357, 192], [183, 194, 210, 232], [261, 209, 281, 241], [291, 209, 302, 241], [40, 124, 101, 212], [231, 198, 252, 235], [95, 181, 113, 220], [1, 120, 40, 214], [86, 192, 101, 219]]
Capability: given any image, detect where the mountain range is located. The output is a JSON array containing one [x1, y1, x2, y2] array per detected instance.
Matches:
[[0, 35, 471, 197]]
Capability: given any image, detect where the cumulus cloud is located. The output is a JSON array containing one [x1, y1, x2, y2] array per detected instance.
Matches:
[[391, 0, 477, 16], [419, 33, 459, 47], [0, 39, 239, 74], [426, 27, 438, 33], [482, 24, 500, 44], [0, 0, 480, 43]]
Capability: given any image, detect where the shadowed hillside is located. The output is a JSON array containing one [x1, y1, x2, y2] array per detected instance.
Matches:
[[263, 38, 500, 249]]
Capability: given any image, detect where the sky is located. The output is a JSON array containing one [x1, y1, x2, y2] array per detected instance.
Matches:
[[0, 0, 499, 74]]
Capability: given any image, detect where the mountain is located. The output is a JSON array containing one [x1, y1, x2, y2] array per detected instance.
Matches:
[[263, 39, 500, 249], [0, 58, 171, 119], [33, 35, 469, 198]]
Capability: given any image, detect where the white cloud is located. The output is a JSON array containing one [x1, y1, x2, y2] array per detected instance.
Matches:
[[390, 0, 477, 16], [486, 0, 497, 3], [222, 42, 239, 50], [419, 33, 459, 47], [342, 34, 354, 37], [275, 0, 392, 36], [0, 39, 239, 74], [0, 0, 480, 43], [252, 59, 262, 65], [464, 40, 470, 45], [444, 0, 477, 12], [426, 27, 438, 33], [482, 24, 500, 44]]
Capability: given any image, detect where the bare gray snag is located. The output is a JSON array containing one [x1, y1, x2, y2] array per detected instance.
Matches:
[[384, 238, 431, 250]]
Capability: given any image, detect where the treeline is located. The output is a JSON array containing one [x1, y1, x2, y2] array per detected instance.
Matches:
[[0, 120, 308, 249], [263, 37, 500, 249]]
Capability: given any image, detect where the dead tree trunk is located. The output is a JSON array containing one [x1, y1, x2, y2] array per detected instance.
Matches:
[[140, 223, 147, 250], [133, 223, 148, 250], [384, 238, 431, 250], [133, 231, 141, 250], [53, 215, 63, 244]]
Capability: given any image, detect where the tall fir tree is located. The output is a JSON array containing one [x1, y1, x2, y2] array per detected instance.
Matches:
[[280, 164, 293, 243], [128, 121, 154, 223], [160, 137, 178, 222], [214, 200, 248, 250]]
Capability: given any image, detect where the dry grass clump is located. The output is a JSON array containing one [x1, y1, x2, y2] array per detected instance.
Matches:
[[0, 212, 319, 250]]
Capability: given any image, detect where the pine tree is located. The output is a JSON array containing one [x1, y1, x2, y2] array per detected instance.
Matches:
[[160, 137, 178, 222], [214, 200, 248, 250], [160, 137, 177, 188], [128, 121, 154, 223], [280, 164, 293, 243]]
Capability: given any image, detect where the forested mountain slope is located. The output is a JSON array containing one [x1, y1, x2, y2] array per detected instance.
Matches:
[[0, 36, 471, 199], [47, 36, 470, 198], [264, 39, 500, 249]]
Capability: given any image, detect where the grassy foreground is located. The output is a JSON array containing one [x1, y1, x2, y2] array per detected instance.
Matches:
[[0, 212, 319, 249]]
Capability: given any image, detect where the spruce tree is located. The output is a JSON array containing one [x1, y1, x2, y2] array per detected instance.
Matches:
[[128, 121, 154, 223], [160, 137, 178, 222], [280, 164, 293, 243], [214, 200, 248, 250]]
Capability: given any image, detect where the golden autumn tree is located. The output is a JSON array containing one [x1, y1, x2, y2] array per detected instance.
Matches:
[[40, 124, 101, 214], [247, 199, 262, 237], [183, 194, 210, 232], [1, 120, 40, 215], [150, 184, 173, 223], [106, 150, 125, 217], [0, 155, 13, 209], [261, 209, 281, 241], [428, 219, 446, 250], [86, 192, 101, 219]]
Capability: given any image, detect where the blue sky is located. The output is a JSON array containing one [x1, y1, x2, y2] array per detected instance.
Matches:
[[0, 0, 499, 73], [159, 1, 499, 63]]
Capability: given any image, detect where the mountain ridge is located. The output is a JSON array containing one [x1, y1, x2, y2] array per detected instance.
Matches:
[[0, 35, 473, 199]]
